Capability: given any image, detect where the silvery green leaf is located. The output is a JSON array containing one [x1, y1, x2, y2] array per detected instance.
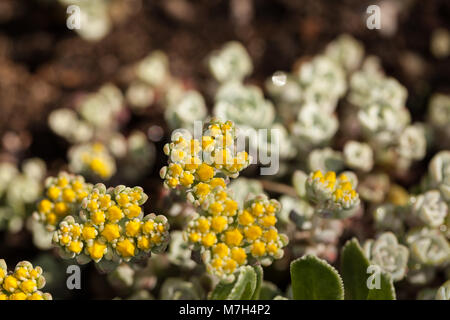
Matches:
[[165, 90, 207, 131], [343, 140, 374, 172], [297, 55, 346, 113], [136, 51, 169, 86], [213, 82, 275, 129], [397, 124, 427, 161], [406, 228, 450, 266], [324, 34, 365, 74], [412, 190, 448, 228], [364, 232, 409, 281], [208, 41, 253, 83], [429, 151, 450, 202]]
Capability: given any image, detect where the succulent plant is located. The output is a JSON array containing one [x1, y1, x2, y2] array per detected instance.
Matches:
[[412, 190, 448, 228], [429, 151, 450, 202], [343, 141, 374, 172], [363, 232, 409, 281], [214, 82, 275, 130], [0, 259, 52, 300], [161, 119, 287, 281], [406, 228, 450, 266], [208, 42, 253, 83], [305, 170, 360, 219], [51, 182, 170, 269]]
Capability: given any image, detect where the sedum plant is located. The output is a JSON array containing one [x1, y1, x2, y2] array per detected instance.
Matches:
[[305, 170, 360, 219], [161, 119, 288, 281], [52, 182, 170, 269], [363, 232, 409, 281], [0, 159, 46, 233], [33, 171, 92, 231], [0, 260, 52, 300], [208, 41, 253, 83]]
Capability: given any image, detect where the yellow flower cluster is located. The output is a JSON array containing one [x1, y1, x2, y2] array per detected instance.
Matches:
[[161, 119, 287, 279], [33, 172, 93, 231], [187, 195, 287, 278], [69, 142, 116, 180], [160, 119, 251, 190], [53, 183, 169, 263], [306, 170, 360, 218], [0, 260, 52, 300]]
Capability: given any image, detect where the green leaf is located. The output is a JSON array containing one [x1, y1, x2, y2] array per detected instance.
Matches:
[[209, 266, 257, 300], [259, 281, 282, 300], [290, 254, 344, 300], [367, 272, 396, 300], [251, 265, 263, 300], [340, 238, 370, 300]]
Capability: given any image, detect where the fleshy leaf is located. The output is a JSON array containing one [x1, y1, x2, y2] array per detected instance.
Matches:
[[251, 265, 263, 300], [290, 254, 344, 300], [209, 266, 257, 300], [341, 238, 370, 300], [366, 272, 396, 300]]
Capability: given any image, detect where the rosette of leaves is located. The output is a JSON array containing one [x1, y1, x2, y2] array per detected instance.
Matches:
[[296, 55, 347, 113], [412, 190, 448, 228], [348, 70, 407, 111], [396, 123, 427, 161], [135, 51, 170, 87], [48, 108, 94, 144], [208, 41, 253, 83], [79, 83, 124, 129], [125, 80, 155, 111], [406, 228, 450, 266], [165, 90, 207, 131], [363, 232, 409, 281], [213, 81, 275, 130], [343, 141, 374, 172], [324, 34, 365, 74], [0, 159, 46, 233], [358, 103, 411, 146], [429, 151, 450, 202], [291, 102, 339, 151]]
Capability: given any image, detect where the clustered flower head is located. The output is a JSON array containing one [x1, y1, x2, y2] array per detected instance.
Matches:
[[0, 260, 52, 300], [53, 183, 169, 264], [33, 171, 92, 231], [161, 119, 288, 281], [305, 170, 360, 219], [161, 118, 251, 188], [69, 142, 116, 180]]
